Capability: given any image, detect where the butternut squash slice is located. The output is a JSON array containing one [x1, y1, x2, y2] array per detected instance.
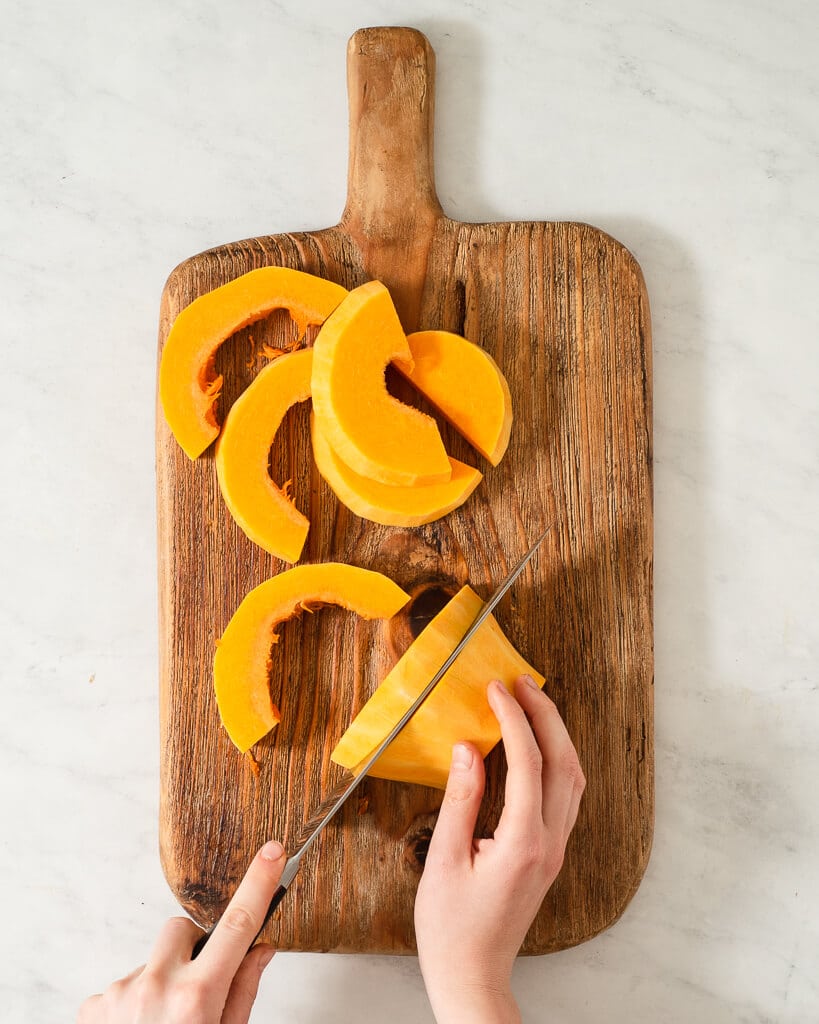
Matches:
[[214, 348, 313, 563], [331, 585, 544, 789], [215, 563, 410, 752], [310, 413, 482, 527], [396, 330, 513, 465], [160, 267, 347, 459], [311, 281, 451, 486]]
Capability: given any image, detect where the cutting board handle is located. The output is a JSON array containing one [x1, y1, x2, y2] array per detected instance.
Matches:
[[342, 27, 443, 236]]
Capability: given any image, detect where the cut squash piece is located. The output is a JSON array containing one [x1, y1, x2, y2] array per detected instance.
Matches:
[[396, 330, 513, 465], [331, 585, 544, 789], [215, 563, 410, 752], [310, 413, 482, 527], [215, 348, 313, 563], [160, 267, 347, 459], [311, 281, 451, 486]]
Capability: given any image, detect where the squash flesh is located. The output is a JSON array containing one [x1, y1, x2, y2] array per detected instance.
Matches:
[[311, 281, 451, 486], [215, 563, 410, 752], [397, 330, 513, 465], [160, 266, 347, 459], [215, 349, 312, 563], [310, 413, 482, 526], [331, 586, 544, 789]]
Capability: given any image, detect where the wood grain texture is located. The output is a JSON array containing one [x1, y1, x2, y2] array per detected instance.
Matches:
[[156, 26, 653, 955]]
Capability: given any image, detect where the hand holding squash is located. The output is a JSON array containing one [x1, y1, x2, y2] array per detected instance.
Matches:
[[77, 841, 286, 1024], [414, 677, 585, 1024]]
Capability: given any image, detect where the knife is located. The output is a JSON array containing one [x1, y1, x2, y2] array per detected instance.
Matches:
[[192, 527, 549, 958]]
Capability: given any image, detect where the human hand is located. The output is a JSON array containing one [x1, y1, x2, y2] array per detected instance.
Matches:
[[415, 675, 585, 1024], [78, 840, 286, 1023]]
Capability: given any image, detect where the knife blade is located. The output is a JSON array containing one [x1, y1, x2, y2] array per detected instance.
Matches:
[[192, 527, 549, 957]]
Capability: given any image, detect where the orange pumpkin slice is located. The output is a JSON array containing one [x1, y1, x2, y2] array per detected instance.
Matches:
[[331, 585, 544, 789], [215, 348, 313, 564], [160, 267, 347, 459], [311, 281, 451, 486], [396, 330, 513, 465], [215, 563, 410, 752], [310, 413, 482, 527]]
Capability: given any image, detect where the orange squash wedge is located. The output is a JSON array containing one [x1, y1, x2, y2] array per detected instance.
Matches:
[[160, 267, 347, 459], [310, 413, 482, 527], [396, 330, 513, 465], [331, 585, 544, 789], [311, 281, 451, 486], [214, 348, 313, 563], [215, 563, 410, 752]]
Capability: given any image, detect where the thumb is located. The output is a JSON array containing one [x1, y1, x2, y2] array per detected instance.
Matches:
[[221, 944, 275, 1024], [427, 743, 485, 865]]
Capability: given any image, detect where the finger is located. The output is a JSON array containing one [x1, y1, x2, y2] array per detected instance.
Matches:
[[563, 769, 586, 838], [119, 963, 147, 983], [76, 993, 102, 1022], [98, 966, 146, 1012], [221, 944, 276, 1024], [148, 916, 205, 968], [77, 964, 145, 1021], [426, 743, 486, 867], [487, 679, 544, 837], [514, 676, 584, 832], [195, 841, 286, 986]]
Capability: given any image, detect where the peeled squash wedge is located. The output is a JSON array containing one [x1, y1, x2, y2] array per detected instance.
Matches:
[[215, 349, 312, 564], [310, 413, 482, 527], [397, 330, 513, 465], [160, 267, 347, 459], [311, 281, 451, 486], [215, 563, 410, 752], [331, 585, 544, 789]]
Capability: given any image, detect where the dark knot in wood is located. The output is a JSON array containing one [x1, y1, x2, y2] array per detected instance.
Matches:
[[403, 826, 434, 872], [388, 579, 459, 660]]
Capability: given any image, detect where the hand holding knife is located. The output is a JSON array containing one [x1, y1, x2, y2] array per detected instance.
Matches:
[[192, 529, 549, 957]]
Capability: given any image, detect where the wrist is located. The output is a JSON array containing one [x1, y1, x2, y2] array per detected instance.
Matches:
[[423, 977, 520, 1024]]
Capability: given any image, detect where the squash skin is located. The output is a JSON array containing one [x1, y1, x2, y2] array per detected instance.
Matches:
[[397, 330, 514, 465], [311, 281, 452, 486], [215, 349, 312, 563], [160, 267, 347, 459], [331, 586, 544, 788], [310, 413, 482, 527], [214, 563, 410, 752]]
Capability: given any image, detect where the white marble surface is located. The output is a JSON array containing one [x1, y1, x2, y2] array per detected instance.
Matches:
[[2, 0, 818, 1020]]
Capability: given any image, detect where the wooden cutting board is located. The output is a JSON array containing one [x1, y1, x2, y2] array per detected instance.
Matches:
[[156, 26, 653, 955]]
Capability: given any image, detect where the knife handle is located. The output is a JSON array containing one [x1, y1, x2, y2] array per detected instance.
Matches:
[[258, 882, 289, 934], [190, 929, 210, 960], [189, 883, 289, 960]]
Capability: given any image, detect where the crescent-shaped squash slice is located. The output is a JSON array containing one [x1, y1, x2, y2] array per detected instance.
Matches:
[[160, 267, 347, 459], [396, 330, 513, 465], [215, 563, 410, 752], [331, 585, 544, 789], [310, 413, 482, 526], [215, 348, 312, 564], [311, 281, 452, 486]]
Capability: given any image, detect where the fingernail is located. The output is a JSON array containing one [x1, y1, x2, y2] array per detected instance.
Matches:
[[522, 674, 540, 690], [258, 946, 276, 969], [489, 679, 508, 698], [261, 840, 285, 861], [452, 743, 474, 769]]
